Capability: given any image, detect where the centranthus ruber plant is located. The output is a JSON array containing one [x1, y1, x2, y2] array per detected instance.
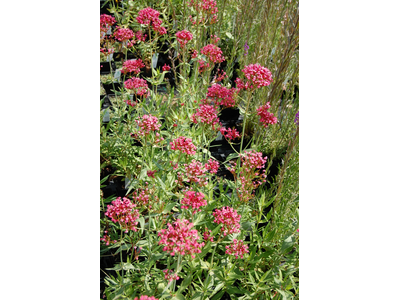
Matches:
[[101, 0, 299, 298]]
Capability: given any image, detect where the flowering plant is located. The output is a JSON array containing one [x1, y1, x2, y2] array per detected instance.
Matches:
[[100, 1, 299, 299]]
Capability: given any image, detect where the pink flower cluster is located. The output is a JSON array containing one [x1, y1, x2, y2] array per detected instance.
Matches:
[[135, 114, 162, 137], [201, 44, 225, 63], [105, 197, 140, 233], [100, 230, 117, 246], [198, 59, 210, 73], [257, 102, 277, 128], [235, 64, 273, 90], [158, 218, 205, 259], [220, 127, 241, 141], [162, 64, 171, 72], [100, 14, 116, 33], [191, 49, 198, 59], [227, 150, 267, 202], [136, 30, 147, 42], [205, 158, 219, 174], [163, 269, 179, 282], [188, 0, 218, 24], [181, 189, 207, 213], [121, 59, 145, 75], [203, 227, 214, 242], [225, 239, 249, 259], [213, 69, 227, 83], [210, 34, 220, 45], [134, 296, 158, 300], [191, 104, 220, 130], [177, 159, 208, 187], [170, 136, 197, 155], [212, 206, 241, 236], [124, 78, 149, 96], [206, 84, 239, 107], [132, 187, 151, 206], [113, 27, 135, 42], [136, 7, 167, 35], [176, 30, 193, 47]]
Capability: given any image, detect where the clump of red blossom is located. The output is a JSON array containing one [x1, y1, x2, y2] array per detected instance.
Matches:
[[163, 269, 179, 282], [136, 7, 167, 35], [100, 14, 116, 33], [134, 296, 158, 300], [158, 218, 205, 259], [191, 104, 220, 130], [124, 78, 149, 97], [256, 102, 277, 128], [201, 44, 225, 64], [213, 206, 241, 236], [206, 84, 239, 108], [121, 59, 145, 75], [235, 64, 273, 90], [213, 69, 227, 83], [188, 0, 218, 24], [176, 159, 208, 187], [205, 158, 219, 174], [105, 197, 140, 233], [100, 230, 117, 246], [176, 30, 193, 48], [135, 30, 147, 42], [227, 150, 268, 202], [181, 189, 207, 213], [113, 27, 135, 42], [162, 64, 171, 72], [134, 114, 162, 138], [198, 59, 210, 73], [220, 127, 241, 141], [170, 136, 197, 155], [225, 239, 249, 259], [203, 227, 214, 242]]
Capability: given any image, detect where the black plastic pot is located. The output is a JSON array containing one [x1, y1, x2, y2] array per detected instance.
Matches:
[[100, 61, 116, 75], [102, 82, 122, 95]]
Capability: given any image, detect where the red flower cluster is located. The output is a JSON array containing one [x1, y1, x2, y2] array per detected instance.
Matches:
[[203, 227, 214, 242], [135, 30, 147, 42], [225, 239, 249, 259], [210, 34, 220, 45], [206, 84, 239, 107], [135, 114, 162, 137], [163, 269, 179, 282], [176, 30, 193, 47], [220, 127, 241, 141], [170, 136, 197, 155], [100, 14, 115, 33], [227, 150, 267, 202], [181, 189, 207, 213], [134, 296, 158, 300], [132, 187, 151, 206], [188, 0, 218, 24], [124, 78, 149, 96], [113, 27, 135, 42], [121, 59, 145, 75], [213, 206, 241, 236], [198, 59, 210, 73], [136, 7, 167, 35], [205, 158, 219, 174], [162, 64, 171, 72], [158, 218, 205, 259], [100, 230, 117, 246], [105, 197, 140, 233], [201, 44, 225, 63], [191, 49, 198, 59], [176, 159, 208, 187], [191, 104, 220, 130], [213, 69, 227, 83], [236, 64, 273, 90], [256, 102, 277, 128]]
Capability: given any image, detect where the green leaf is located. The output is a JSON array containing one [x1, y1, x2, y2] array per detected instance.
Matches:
[[225, 32, 234, 39], [225, 152, 239, 162], [281, 235, 294, 253], [177, 274, 193, 293], [211, 290, 226, 300], [163, 202, 176, 214]]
